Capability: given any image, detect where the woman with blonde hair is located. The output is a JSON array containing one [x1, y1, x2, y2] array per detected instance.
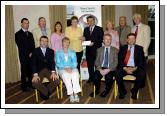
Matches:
[[56, 37, 81, 103], [65, 16, 83, 73], [104, 20, 119, 50]]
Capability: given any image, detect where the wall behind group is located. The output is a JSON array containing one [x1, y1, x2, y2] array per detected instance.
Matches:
[[115, 5, 133, 27], [13, 5, 50, 33]]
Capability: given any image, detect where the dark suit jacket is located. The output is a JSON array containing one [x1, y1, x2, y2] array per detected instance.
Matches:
[[83, 25, 104, 56], [95, 46, 118, 71], [15, 29, 35, 63], [117, 44, 145, 70], [31, 47, 55, 74]]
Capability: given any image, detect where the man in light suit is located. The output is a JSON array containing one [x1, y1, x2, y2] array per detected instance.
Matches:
[[32, 17, 51, 48], [89, 34, 118, 97], [115, 16, 131, 46], [131, 13, 151, 58], [131, 13, 151, 88], [31, 36, 59, 100]]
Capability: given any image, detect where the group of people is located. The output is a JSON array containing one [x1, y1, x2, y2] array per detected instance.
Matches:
[[15, 13, 150, 103]]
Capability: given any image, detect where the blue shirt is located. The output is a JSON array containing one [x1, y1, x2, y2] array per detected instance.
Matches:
[[55, 49, 77, 70], [127, 45, 135, 67]]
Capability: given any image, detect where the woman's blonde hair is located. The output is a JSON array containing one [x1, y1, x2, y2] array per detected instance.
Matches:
[[106, 20, 115, 30]]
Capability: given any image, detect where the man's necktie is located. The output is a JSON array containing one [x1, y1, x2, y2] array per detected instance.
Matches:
[[135, 26, 138, 37], [90, 26, 93, 35], [124, 46, 131, 65], [42, 49, 46, 56], [103, 48, 109, 68], [25, 31, 28, 37]]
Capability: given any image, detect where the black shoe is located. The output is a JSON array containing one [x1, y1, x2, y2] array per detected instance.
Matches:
[[40, 93, 49, 100], [21, 87, 30, 92], [130, 89, 138, 100], [140, 84, 145, 88], [89, 91, 99, 97], [87, 79, 92, 83], [118, 91, 127, 99], [100, 90, 109, 97]]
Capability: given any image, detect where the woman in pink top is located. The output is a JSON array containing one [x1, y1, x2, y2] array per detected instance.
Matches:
[[104, 20, 120, 50], [51, 21, 64, 53]]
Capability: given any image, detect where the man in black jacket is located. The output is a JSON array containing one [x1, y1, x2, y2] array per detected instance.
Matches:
[[31, 36, 59, 100], [15, 18, 35, 91], [115, 33, 146, 100], [83, 15, 104, 83]]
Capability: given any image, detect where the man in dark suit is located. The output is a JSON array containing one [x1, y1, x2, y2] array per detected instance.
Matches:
[[15, 18, 35, 91], [89, 34, 118, 97], [31, 36, 59, 100], [115, 33, 146, 100], [83, 15, 104, 83]]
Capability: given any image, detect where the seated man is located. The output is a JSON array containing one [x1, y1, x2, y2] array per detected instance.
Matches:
[[89, 33, 118, 97], [56, 37, 81, 103], [31, 36, 59, 100], [115, 33, 146, 100]]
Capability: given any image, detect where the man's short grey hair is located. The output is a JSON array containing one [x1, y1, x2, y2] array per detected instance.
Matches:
[[133, 13, 142, 20]]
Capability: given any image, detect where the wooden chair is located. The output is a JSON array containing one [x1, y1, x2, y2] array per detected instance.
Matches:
[[35, 77, 60, 103], [93, 76, 117, 98], [114, 75, 139, 99]]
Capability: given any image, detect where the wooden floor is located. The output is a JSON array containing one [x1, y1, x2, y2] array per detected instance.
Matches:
[[5, 59, 155, 104]]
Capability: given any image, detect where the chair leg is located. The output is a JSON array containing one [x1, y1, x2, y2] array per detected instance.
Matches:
[[35, 89, 38, 103], [60, 80, 63, 99], [114, 80, 118, 99], [93, 85, 96, 98], [80, 78, 83, 96], [56, 86, 60, 99], [137, 90, 139, 99]]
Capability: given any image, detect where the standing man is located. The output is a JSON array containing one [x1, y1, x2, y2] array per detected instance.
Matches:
[[131, 13, 151, 88], [115, 16, 131, 46], [89, 34, 118, 97], [83, 15, 104, 83], [115, 33, 146, 100], [31, 36, 59, 100], [15, 18, 35, 91], [131, 13, 151, 59], [32, 17, 51, 47]]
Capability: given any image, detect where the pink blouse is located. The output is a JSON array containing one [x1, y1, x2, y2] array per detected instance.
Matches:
[[51, 32, 64, 53]]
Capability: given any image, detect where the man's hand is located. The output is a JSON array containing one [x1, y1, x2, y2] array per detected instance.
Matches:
[[80, 36, 85, 41], [29, 53, 32, 58], [65, 68, 72, 73], [50, 72, 58, 81], [32, 75, 40, 83], [89, 42, 94, 46], [103, 69, 111, 76], [123, 67, 137, 74]]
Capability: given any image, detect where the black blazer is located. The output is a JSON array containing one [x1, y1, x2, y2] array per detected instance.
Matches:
[[15, 29, 35, 62], [31, 47, 55, 74], [83, 25, 104, 56], [117, 44, 145, 70]]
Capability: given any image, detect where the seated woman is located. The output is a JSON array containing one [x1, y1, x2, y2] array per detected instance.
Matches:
[[56, 37, 81, 103]]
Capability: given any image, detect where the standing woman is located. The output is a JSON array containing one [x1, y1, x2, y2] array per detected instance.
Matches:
[[51, 21, 64, 53], [65, 16, 83, 73], [105, 20, 120, 50]]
